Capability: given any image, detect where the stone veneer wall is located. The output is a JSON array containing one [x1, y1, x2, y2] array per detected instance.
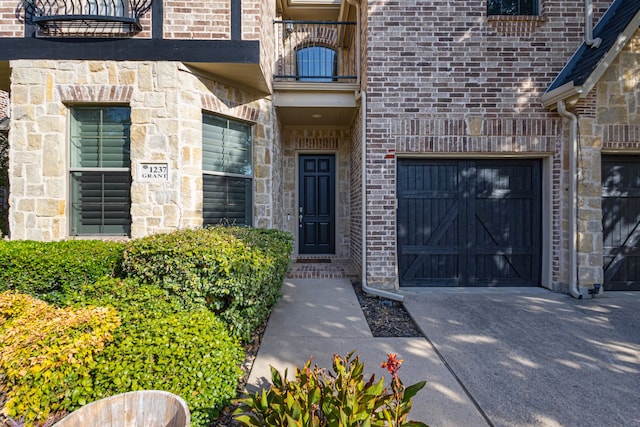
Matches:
[[362, 0, 613, 290], [282, 129, 351, 258], [8, 60, 275, 240], [570, 28, 640, 288]]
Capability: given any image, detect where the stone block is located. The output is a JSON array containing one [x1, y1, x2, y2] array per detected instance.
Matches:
[[138, 64, 154, 92], [598, 106, 628, 124], [36, 199, 64, 217], [37, 116, 64, 133]]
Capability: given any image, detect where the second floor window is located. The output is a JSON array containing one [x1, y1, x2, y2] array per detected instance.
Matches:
[[488, 0, 538, 15], [297, 46, 337, 82]]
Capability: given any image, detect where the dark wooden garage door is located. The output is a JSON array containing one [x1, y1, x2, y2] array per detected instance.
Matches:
[[602, 155, 640, 291], [397, 159, 542, 287]]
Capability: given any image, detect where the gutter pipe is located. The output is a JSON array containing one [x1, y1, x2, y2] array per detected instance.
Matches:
[[556, 101, 583, 299], [347, 0, 403, 302], [584, 0, 602, 48]]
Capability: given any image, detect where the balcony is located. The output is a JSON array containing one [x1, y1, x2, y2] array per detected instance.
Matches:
[[273, 20, 359, 127], [24, 0, 152, 37]]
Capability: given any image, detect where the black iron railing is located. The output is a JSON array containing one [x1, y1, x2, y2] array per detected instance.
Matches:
[[274, 20, 358, 83], [24, 0, 153, 36]]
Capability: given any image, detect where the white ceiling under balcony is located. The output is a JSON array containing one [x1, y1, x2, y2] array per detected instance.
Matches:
[[277, 0, 342, 20], [273, 82, 359, 127]]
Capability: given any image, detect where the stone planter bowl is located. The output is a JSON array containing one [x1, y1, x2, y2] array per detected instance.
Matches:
[[52, 390, 190, 427]]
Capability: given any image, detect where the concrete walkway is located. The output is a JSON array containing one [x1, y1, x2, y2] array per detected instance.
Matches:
[[246, 279, 488, 426], [246, 279, 640, 426]]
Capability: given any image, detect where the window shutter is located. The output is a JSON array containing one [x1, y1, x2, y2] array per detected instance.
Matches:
[[70, 106, 131, 236], [202, 113, 253, 227], [71, 171, 131, 235], [203, 175, 252, 226]]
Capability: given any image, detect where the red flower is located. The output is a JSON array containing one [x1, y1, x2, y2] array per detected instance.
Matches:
[[381, 353, 403, 377]]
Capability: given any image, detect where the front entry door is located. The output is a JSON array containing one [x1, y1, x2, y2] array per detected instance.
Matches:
[[299, 155, 335, 254]]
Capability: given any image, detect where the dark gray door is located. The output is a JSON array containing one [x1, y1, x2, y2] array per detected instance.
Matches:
[[602, 155, 640, 291], [397, 159, 542, 287], [299, 155, 335, 254]]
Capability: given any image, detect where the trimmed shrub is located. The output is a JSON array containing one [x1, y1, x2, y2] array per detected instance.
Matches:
[[0, 240, 125, 304], [67, 277, 245, 427], [234, 352, 427, 427], [0, 291, 120, 426], [122, 226, 293, 340]]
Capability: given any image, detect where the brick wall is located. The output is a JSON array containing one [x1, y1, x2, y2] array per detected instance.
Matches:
[[363, 0, 611, 288], [164, 0, 230, 39], [0, 0, 22, 37]]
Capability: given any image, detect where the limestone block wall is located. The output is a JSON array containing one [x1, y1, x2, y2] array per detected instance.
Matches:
[[8, 60, 276, 240], [282, 129, 351, 258], [575, 28, 640, 289]]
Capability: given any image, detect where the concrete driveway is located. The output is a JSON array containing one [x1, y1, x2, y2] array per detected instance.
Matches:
[[402, 288, 640, 427]]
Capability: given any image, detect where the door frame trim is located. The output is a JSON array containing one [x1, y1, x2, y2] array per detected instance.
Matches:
[[295, 150, 339, 256]]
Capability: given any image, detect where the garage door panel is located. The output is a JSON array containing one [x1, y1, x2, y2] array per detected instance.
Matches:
[[401, 254, 461, 286], [398, 159, 541, 287], [602, 155, 640, 291]]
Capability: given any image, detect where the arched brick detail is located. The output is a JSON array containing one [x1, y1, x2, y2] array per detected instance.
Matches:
[[58, 85, 134, 103], [200, 93, 259, 122], [295, 26, 339, 50]]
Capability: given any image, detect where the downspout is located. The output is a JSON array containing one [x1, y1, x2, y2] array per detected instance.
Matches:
[[557, 101, 583, 299], [584, 0, 602, 48], [348, 0, 403, 302]]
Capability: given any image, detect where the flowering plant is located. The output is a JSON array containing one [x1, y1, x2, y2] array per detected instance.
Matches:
[[234, 351, 428, 426]]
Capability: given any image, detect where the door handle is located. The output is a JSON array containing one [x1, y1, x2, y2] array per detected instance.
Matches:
[[299, 214, 303, 228]]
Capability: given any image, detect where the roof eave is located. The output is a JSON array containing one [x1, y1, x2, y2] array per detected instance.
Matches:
[[579, 13, 640, 96], [541, 82, 582, 109], [543, 5, 640, 110]]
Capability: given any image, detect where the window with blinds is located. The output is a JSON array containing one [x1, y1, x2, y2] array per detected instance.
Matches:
[[202, 114, 253, 227], [70, 107, 131, 236]]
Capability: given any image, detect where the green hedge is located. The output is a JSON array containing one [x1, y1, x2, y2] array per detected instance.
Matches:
[[66, 277, 244, 427], [122, 226, 293, 341], [0, 291, 121, 425], [0, 240, 125, 304]]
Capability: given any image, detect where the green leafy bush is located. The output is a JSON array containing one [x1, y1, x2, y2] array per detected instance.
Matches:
[[67, 277, 245, 427], [0, 240, 125, 303], [0, 291, 120, 426], [234, 352, 427, 427], [122, 226, 293, 340]]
